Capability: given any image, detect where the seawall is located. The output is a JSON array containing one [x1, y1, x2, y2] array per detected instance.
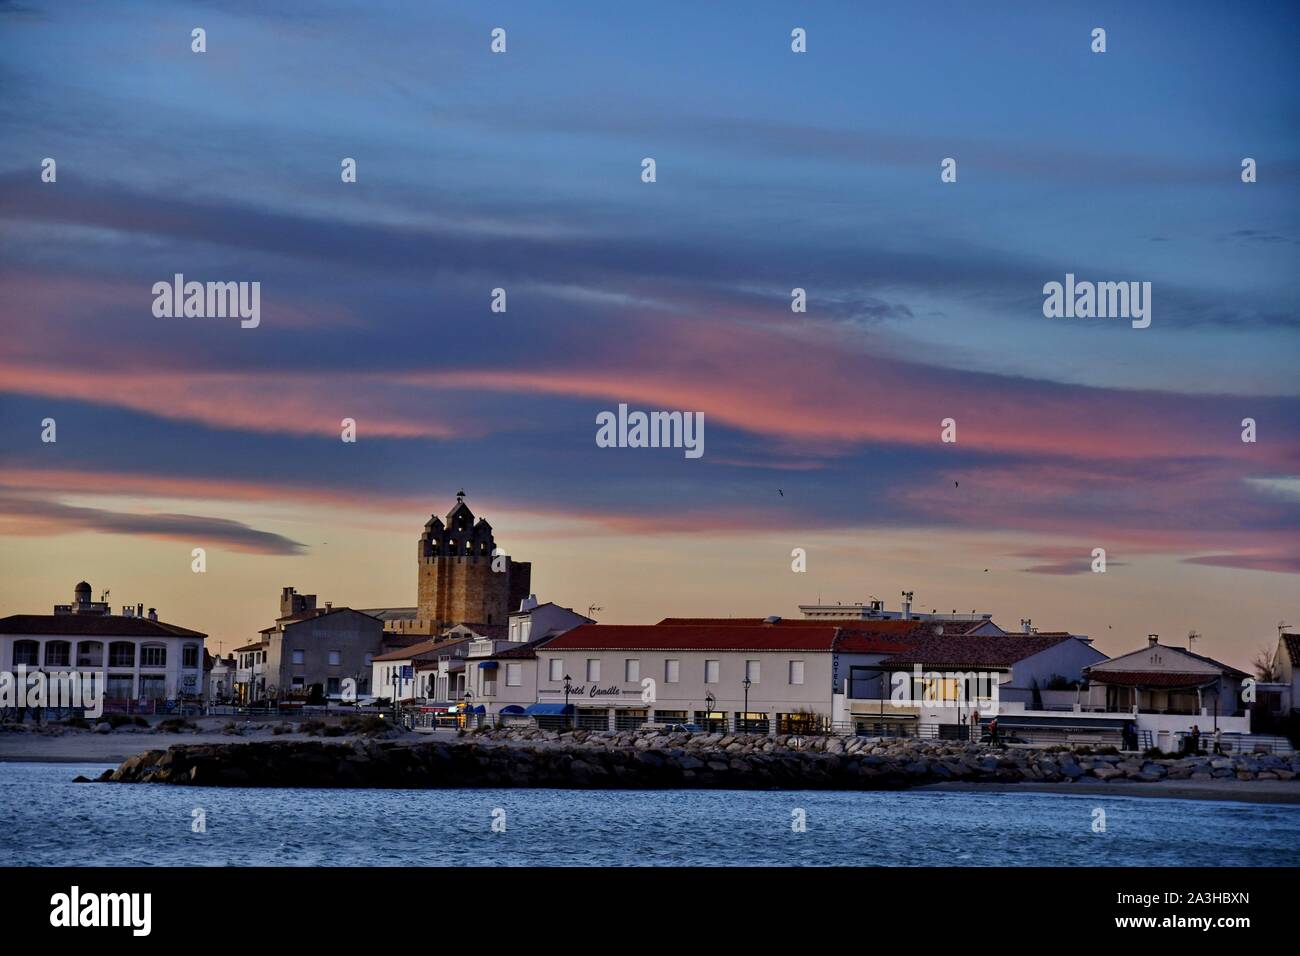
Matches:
[[94, 728, 1300, 790]]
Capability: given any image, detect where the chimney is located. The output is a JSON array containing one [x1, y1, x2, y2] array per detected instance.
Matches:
[[1021, 618, 1032, 635], [122, 605, 133, 618], [324, 602, 332, 612], [1148, 634, 1159, 647], [137, 603, 144, 618], [900, 590, 913, 621], [147, 608, 157, 621]]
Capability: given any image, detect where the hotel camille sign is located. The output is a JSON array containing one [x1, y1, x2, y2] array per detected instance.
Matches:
[[542, 685, 630, 699]]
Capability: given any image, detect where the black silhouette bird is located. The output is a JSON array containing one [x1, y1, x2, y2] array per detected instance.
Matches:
[[983, 568, 988, 572], [778, 489, 784, 496], [954, 481, 959, 487]]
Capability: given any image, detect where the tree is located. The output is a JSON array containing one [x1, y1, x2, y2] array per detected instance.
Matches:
[[1251, 646, 1280, 683]]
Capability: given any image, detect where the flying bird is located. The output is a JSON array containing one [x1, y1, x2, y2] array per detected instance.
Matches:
[[954, 481, 959, 488], [778, 489, 784, 497]]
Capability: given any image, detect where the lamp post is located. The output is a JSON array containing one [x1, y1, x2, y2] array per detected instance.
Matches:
[[705, 692, 716, 733], [463, 690, 473, 730], [563, 675, 573, 730], [742, 676, 752, 734]]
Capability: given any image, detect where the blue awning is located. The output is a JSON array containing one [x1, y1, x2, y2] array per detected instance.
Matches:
[[524, 703, 575, 716], [477, 661, 499, 670], [500, 705, 526, 715], [472, 704, 486, 714]]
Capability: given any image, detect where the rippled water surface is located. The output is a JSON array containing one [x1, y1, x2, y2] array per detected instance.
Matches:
[[3, 762, 1297, 866]]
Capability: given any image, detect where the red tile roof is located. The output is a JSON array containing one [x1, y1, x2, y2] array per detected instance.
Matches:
[[659, 617, 996, 638], [373, 640, 441, 663], [1086, 670, 1223, 688], [834, 631, 912, 654], [0, 614, 205, 639], [1283, 633, 1300, 666], [543, 624, 906, 653], [656, 617, 831, 627], [880, 633, 1074, 668], [486, 637, 558, 661]]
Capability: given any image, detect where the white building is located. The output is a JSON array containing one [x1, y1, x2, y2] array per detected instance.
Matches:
[[527, 621, 907, 733], [208, 654, 237, 702], [840, 627, 1108, 740], [1080, 636, 1252, 749], [795, 593, 1005, 631], [0, 581, 207, 715]]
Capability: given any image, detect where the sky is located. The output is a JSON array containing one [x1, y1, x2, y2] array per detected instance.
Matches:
[[0, 0, 1297, 668]]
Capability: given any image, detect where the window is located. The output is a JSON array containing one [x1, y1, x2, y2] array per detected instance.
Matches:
[[586, 659, 600, 682], [328, 650, 341, 666], [506, 663, 522, 687], [705, 660, 720, 684], [13, 641, 38, 666], [788, 660, 805, 685], [139, 674, 166, 700], [549, 659, 564, 681], [183, 645, 199, 668], [140, 644, 166, 668], [76, 641, 103, 667], [44, 641, 71, 667], [109, 642, 135, 667], [327, 677, 341, 696], [292, 649, 305, 665], [625, 659, 640, 683], [665, 659, 680, 683], [292, 677, 305, 689], [745, 660, 760, 683]]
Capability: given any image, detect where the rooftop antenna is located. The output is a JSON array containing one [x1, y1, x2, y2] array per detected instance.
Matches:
[[587, 605, 602, 619], [1188, 629, 1201, 649]]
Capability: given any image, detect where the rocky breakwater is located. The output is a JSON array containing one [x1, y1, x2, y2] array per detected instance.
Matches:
[[95, 728, 1300, 790]]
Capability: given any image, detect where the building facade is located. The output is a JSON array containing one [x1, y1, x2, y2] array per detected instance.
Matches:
[[0, 581, 207, 713], [1081, 636, 1252, 749], [528, 622, 907, 733], [237, 587, 385, 702]]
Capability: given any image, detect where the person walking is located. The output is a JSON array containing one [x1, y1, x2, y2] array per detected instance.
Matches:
[[988, 716, 1000, 746], [1189, 723, 1201, 755], [1213, 726, 1223, 755]]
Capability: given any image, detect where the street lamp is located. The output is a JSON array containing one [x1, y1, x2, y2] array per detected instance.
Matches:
[[742, 676, 752, 734], [563, 675, 573, 730], [462, 690, 473, 730], [705, 692, 716, 733]]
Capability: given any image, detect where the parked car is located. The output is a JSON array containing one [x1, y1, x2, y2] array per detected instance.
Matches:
[[666, 723, 702, 733]]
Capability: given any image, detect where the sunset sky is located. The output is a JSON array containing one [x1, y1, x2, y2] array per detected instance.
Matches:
[[1, 1, 1297, 668]]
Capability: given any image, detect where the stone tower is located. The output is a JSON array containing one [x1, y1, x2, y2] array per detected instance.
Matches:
[[416, 492, 531, 634]]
